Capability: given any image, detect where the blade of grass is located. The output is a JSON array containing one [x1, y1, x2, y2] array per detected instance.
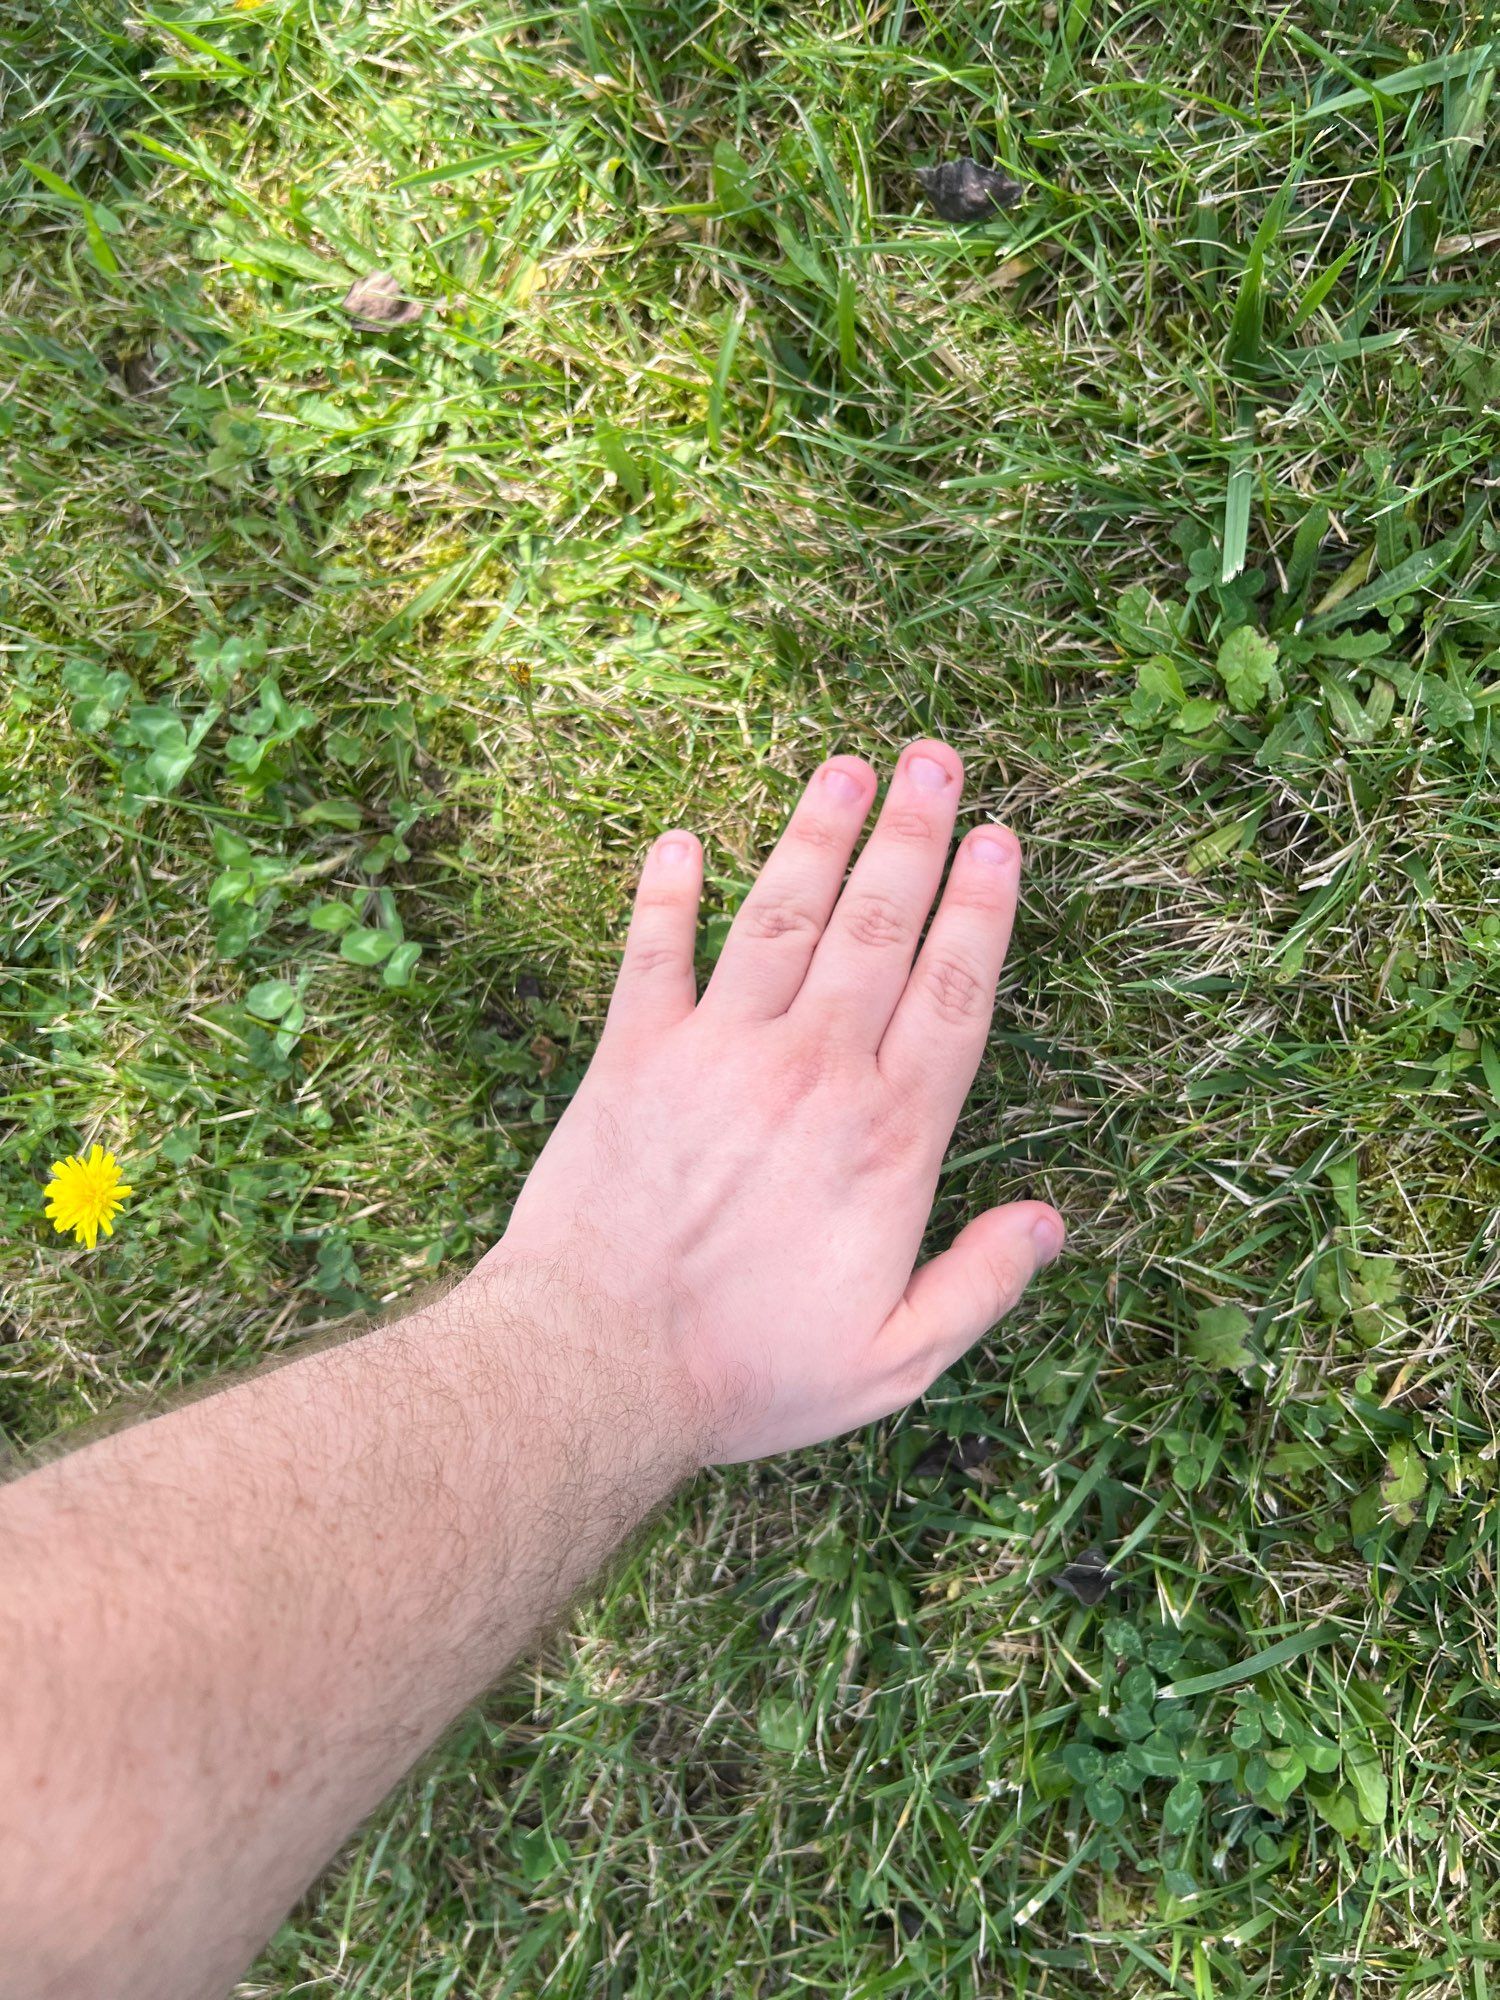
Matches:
[[1159, 1624, 1340, 1701]]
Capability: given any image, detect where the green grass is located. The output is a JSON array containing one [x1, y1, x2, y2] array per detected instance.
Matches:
[[3, 0, 1500, 1991]]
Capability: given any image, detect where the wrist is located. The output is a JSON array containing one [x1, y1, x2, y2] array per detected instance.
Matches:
[[457, 1243, 713, 1482]]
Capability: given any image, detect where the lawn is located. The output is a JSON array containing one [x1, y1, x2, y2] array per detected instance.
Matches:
[[3, 0, 1499, 1991]]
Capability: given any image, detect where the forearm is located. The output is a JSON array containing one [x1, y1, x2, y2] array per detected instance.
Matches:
[[0, 1255, 697, 2000], [2, 740, 1060, 1996]]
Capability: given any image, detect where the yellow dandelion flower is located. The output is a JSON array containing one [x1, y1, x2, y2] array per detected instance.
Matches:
[[44, 1145, 134, 1250]]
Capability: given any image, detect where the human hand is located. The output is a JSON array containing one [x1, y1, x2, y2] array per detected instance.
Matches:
[[490, 742, 1063, 1464]]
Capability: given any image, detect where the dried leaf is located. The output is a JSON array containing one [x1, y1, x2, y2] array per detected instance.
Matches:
[[911, 1434, 994, 1479], [914, 158, 1022, 224], [1055, 1547, 1119, 1606], [341, 271, 424, 328], [109, 346, 162, 396]]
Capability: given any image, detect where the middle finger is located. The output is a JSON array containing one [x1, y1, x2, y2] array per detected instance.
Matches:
[[793, 740, 963, 1047]]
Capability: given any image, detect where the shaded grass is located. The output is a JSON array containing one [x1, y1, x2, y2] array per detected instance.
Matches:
[[3, 0, 1500, 1992]]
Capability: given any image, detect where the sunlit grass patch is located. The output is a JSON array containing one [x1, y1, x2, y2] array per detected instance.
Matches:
[[3, 0, 1499, 1991]]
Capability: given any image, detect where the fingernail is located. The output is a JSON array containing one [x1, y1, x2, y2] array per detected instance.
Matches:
[[820, 763, 864, 803], [1032, 1212, 1065, 1264], [907, 753, 952, 792], [970, 829, 1019, 866], [656, 836, 692, 864]]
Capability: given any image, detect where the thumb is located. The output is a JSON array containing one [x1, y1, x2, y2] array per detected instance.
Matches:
[[891, 1202, 1064, 1385]]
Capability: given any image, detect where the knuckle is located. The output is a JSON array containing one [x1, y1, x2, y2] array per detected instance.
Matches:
[[787, 813, 842, 852], [772, 1030, 843, 1108], [880, 806, 940, 847], [626, 941, 682, 978], [982, 1246, 1026, 1309], [944, 870, 1014, 913], [781, 1044, 827, 1102], [890, 1340, 937, 1407], [920, 953, 989, 1024], [862, 1098, 921, 1166], [842, 892, 909, 950], [742, 895, 821, 943]]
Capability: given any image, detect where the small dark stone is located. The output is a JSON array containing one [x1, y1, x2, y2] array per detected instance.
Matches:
[[1054, 1546, 1120, 1606], [914, 158, 1023, 224]]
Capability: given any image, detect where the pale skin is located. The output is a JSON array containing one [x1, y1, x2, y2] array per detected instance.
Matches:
[[0, 741, 1063, 1998]]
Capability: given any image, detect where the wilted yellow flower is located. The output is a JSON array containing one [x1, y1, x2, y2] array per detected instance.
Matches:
[[44, 1145, 134, 1249]]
